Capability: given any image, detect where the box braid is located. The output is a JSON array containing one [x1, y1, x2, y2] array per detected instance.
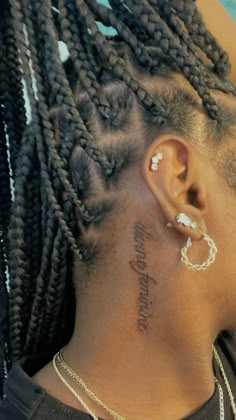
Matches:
[[75, 0, 169, 123], [9, 0, 118, 358], [20, 2, 90, 356], [108, 0, 236, 97], [0, 2, 26, 176], [0, 0, 26, 391], [59, 0, 163, 116], [33, 1, 115, 174], [122, 0, 222, 119], [58, 0, 104, 111], [148, 0, 236, 95], [0, 0, 236, 400], [167, 0, 230, 78], [80, 27, 102, 76], [0, 107, 11, 396], [6, 0, 76, 361], [86, 0, 155, 69], [109, 0, 150, 43]]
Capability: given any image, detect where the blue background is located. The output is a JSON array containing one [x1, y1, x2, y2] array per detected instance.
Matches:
[[99, 0, 236, 20], [59, 1, 236, 59], [221, 0, 236, 19]]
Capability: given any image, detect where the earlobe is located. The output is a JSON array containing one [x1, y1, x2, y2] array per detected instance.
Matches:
[[142, 135, 208, 240]]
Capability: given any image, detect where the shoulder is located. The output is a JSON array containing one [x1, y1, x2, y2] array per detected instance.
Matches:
[[216, 330, 236, 371], [0, 397, 26, 420], [0, 355, 48, 420], [217, 331, 236, 353]]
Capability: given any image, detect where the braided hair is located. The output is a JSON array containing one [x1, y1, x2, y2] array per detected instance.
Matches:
[[0, 0, 235, 398]]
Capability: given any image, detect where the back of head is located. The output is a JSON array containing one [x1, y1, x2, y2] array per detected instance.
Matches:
[[0, 0, 236, 399]]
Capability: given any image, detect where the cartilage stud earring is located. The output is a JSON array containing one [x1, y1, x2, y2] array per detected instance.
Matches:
[[151, 152, 163, 171]]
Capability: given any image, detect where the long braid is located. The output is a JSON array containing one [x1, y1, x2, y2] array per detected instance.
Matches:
[[169, 0, 231, 77], [119, 0, 220, 119], [7, 0, 81, 359], [33, 0, 114, 177], [22, 1, 93, 224], [80, 26, 102, 76], [109, 0, 150, 43], [86, 0, 154, 69], [20, 1, 83, 354], [58, 0, 102, 108], [76, 0, 169, 123], [0, 9, 14, 383], [1, 0, 235, 398], [3, 13, 26, 174], [43, 228, 68, 349], [0, 2, 26, 177], [148, 0, 236, 95], [0, 107, 11, 396]]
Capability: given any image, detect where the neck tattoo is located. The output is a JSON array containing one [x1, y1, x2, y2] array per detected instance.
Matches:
[[130, 221, 157, 332]]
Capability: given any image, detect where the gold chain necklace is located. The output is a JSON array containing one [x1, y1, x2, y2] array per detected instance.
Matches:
[[53, 355, 99, 420], [53, 346, 235, 420], [53, 351, 125, 420], [213, 345, 236, 419]]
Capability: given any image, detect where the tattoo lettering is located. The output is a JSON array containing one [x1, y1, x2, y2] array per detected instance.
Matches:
[[130, 221, 157, 332]]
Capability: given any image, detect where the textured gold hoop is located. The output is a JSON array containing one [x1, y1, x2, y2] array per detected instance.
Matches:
[[181, 232, 218, 271]]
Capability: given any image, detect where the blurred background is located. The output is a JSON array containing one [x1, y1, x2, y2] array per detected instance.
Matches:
[[221, 0, 236, 19], [97, 0, 236, 20], [59, 0, 236, 61]]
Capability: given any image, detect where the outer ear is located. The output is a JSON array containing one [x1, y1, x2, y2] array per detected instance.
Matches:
[[142, 135, 208, 241]]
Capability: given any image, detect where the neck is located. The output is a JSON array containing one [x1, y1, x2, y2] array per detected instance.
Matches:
[[34, 218, 222, 420], [63, 245, 218, 420]]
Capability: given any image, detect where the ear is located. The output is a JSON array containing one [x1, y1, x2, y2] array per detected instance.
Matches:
[[142, 135, 208, 241]]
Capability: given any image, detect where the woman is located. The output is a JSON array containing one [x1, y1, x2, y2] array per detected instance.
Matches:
[[0, 0, 236, 419]]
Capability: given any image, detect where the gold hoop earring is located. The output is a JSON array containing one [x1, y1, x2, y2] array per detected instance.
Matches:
[[181, 233, 217, 271], [175, 213, 218, 271]]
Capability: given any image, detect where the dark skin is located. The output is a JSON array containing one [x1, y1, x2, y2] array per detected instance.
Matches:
[[33, 126, 236, 420], [33, 3, 236, 420]]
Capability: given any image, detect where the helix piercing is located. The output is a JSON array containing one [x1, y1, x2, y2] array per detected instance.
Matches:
[[151, 152, 163, 171]]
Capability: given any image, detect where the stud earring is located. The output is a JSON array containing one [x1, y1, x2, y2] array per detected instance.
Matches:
[[151, 152, 163, 171], [175, 212, 217, 271], [176, 213, 197, 230]]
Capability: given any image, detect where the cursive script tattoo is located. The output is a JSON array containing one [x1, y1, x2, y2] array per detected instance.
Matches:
[[130, 221, 157, 332]]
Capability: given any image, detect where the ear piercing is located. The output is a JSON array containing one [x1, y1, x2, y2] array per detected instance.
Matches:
[[170, 212, 217, 271], [151, 152, 163, 171], [150, 150, 217, 270], [176, 213, 197, 229]]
